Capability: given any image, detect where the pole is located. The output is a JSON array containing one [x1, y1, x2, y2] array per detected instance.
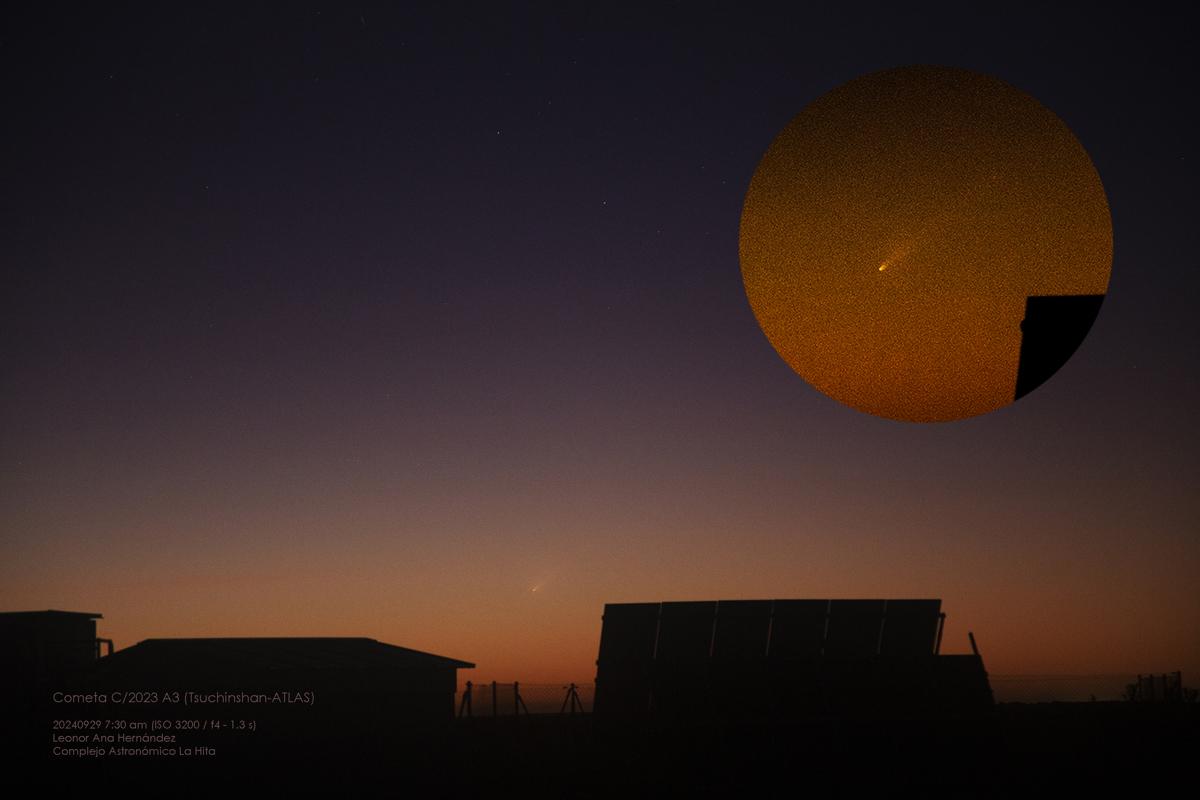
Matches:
[[458, 681, 473, 718], [514, 681, 528, 715]]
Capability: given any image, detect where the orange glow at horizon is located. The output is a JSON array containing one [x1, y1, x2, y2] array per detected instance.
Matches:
[[5, 484, 1197, 686]]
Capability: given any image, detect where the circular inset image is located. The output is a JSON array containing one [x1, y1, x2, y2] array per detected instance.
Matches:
[[740, 65, 1112, 422]]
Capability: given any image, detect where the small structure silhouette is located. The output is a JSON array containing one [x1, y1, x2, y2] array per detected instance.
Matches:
[[0, 610, 111, 705]]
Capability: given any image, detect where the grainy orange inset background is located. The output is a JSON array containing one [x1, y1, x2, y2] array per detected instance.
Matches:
[[740, 65, 1112, 422]]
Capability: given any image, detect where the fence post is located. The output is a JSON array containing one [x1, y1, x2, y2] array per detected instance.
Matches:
[[492, 680, 498, 717], [458, 680, 473, 718]]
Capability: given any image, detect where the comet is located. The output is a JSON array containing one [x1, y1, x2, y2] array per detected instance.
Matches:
[[878, 243, 912, 274]]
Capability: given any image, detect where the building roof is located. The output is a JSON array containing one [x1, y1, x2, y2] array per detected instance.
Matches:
[[99, 637, 475, 670], [0, 609, 104, 619]]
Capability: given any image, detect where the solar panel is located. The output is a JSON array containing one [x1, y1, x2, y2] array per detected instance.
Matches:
[[712, 600, 772, 660], [768, 656, 825, 716], [824, 599, 885, 657], [593, 597, 977, 720], [594, 604, 660, 717], [767, 600, 828, 658], [596, 603, 660, 666], [654, 601, 717, 662], [595, 673, 654, 717], [878, 599, 942, 656]]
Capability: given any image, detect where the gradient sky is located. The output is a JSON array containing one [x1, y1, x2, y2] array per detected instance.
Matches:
[[3, 4, 1197, 685]]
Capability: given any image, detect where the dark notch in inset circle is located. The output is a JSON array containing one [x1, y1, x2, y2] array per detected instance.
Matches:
[[1014, 295, 1105, 400]]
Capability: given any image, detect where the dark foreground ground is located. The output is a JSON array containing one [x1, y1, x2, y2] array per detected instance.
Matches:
[[13, 702, 1197, 797]]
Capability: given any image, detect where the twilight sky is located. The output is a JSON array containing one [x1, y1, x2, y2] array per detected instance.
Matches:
[[3, 4, 1197, 684]]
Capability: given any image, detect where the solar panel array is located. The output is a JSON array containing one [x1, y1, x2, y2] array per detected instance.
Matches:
[[594, 599, 947, 717]]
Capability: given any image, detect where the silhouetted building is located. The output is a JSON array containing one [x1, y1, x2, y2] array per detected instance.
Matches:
[[79, 637, 474, 734], [593, 599, 993, 722], [1014, 294, 1105, 400], [0, 610, 110, 703]]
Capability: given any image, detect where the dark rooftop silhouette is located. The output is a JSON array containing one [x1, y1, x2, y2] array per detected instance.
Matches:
[[0, 609, 105, 618], [0, 610, 111, 698], [71, 634, 478, 754], [94, 636, 474, 671], [83, 637, 474, 715]]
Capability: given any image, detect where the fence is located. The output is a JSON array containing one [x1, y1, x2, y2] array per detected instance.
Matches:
[[457, 682, 594, 717], [456, 675, 1189, 715], [989, 674, 1141, 703]]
